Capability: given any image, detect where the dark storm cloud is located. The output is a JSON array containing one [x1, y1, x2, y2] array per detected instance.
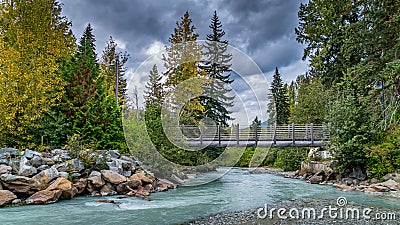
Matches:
[[60, 0, 304, 73], [59, 0, 307, 124]]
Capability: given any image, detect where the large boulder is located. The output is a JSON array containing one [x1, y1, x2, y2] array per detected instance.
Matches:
[[300, 161, 333, 175], [0, 165, 12, 175], [25, 190, 62, 205], [73, 179, 87, 194], [55, 159, 84, 173], [0, 190, 17, 207], [309, 175, 324, 184], [30, 155, 45, 168], [23, 149, 42, 160], [379, 179, 400, 191], [18, 156, 37, 177], [46, 177, 77, 200], [0, 154, 9, 165], [100, 183, 117, 196], [116, 180, 141, 194], [87, 171, 105, 188], [0, 148, 19, 157], [129, 173, 152, 184], [32, 167, 59, 187], [101, 170, 127, 185], [0, 174, 42, 196]]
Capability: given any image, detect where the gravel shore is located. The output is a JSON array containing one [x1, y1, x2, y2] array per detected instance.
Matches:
[[183, 198, 399, 225]]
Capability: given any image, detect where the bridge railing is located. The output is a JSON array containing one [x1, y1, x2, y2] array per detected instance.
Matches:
[[175, 123, 330, 146]]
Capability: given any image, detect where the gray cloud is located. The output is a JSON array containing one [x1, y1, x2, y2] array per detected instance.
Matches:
[[59, 0, 307, 124]]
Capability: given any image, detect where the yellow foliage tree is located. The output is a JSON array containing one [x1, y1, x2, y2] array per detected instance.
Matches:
[[0, 0, 74, 147]]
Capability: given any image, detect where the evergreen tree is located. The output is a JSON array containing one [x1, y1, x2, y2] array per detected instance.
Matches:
[[144, 64, 164, 110], [100, 36, 129, 107], [201, 11, 234, 127], [61, 24, 126, 150], [267, 68, 290, 125], [162, 11, 208, 125]]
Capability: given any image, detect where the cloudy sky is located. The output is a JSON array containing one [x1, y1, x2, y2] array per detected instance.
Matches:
[[59, 0, 309, 125]]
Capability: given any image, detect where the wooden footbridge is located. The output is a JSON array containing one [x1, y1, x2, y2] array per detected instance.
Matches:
[[174, 123, 330, 147]]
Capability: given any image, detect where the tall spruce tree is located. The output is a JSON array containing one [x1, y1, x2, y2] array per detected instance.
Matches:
[[201, 11, 234, 127], [61, 24, 126, 149], [100, 36, 129, 107], [162, 11, 208, 125], [267, 67, 290, 125]]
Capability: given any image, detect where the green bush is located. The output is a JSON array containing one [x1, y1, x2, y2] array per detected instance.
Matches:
[[273, 148, 308, 171]]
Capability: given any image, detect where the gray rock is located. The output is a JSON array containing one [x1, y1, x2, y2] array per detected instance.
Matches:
[[0, 174, 42, 195], [23, 149, 42, 160], [342, 177, 354, 186], [11, 199, 22, 205], [0, 154, 9, 165], [380, 179, 400, 190], [120, 156, 134, 163], [0, 165, 12, 175], [18, 156, 37, 177], [37, 165, 50, 172], [382, 173, 393, 181], [121, 171, 132, 177], [8, 160, 19, 174], [58, 172, 68, 179], [88, 171, 105, 188], [107, 150, 121, 159], [100, 183, 117, 196], [349, 166, 367, 181], [51, 149, 71, 162], [32, 167, 59, 186], [30, 155, 45, 168], [55, 159, 84, 173], [0, 148, 19, 157], [309, 175, 324, 184], [101, 170, 127, 184]]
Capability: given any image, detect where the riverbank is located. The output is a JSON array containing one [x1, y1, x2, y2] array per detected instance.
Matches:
[[248, 167, 400, 199], [0, 148, 177, 207], [185, 198, 399, 225]]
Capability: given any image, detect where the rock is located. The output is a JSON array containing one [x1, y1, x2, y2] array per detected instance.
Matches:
[[379, 179, 400, 190], [382, 173, 393, 181], [144, 184, 154, 192], [169, 174, 185, 185], [116, 180, 141, 194], [155, 181, 169, 192], [73, 178, 87, 194], [100, 183, 117, 196], [51, 149, 71, 162], [121, 171, 132, 177], [25, 190, 62, 205], [333, 183, 355, 191], [55, 159, 84, 173], [46, 177, 77, 200], [101, 170, 127, 185], [300, 161, 333, 175], [0, 165, 12, 175], [37, 165, 50, 172], [352, 179, 360, 186], [0, 174, 42, 196], [86, 182, 96, 194], [30, 155, 45, 168], [32, 167, 59, 186], [342, 178, 354, 186], [58, 172, 69, 179], [371, 185, 390, 192], [0, 154, 9, 165], [129, 173, 152, 184], [392, 173, 400, 183], [370, 178, 379, 184], [309, 175, 324, 184], [88, 171, 105, 188], [18, 156, 37, 177], [0, 190, 17, 207], [349, 166, 367, 181], [9, 160, 19, 174], [0, 148, 19, 157], [11, 199, 22, 205], [106, 150, 121, 159], [157, 179, 177, 189], [23, 149, 42, 160]]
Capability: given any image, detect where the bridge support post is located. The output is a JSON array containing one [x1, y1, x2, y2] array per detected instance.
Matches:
[[311, 123, 314, 146], [273, 123, 277, 146], [236, 124, 239, 147], [292, 123, 295, 146], [218, 123, 221, 147]]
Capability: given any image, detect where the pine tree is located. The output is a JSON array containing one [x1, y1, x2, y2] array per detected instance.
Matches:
[[100, 36, 129, 107], [201, 11, 234, 127], [162, 11, 208, 125], [267, 67, 290, 125], [145, 64, 164, 110]]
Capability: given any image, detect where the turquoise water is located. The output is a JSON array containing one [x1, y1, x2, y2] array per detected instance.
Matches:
[[0, 168, 399, 225]]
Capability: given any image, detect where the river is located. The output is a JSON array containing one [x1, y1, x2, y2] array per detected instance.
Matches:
[[0, 167, 399, 225]]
